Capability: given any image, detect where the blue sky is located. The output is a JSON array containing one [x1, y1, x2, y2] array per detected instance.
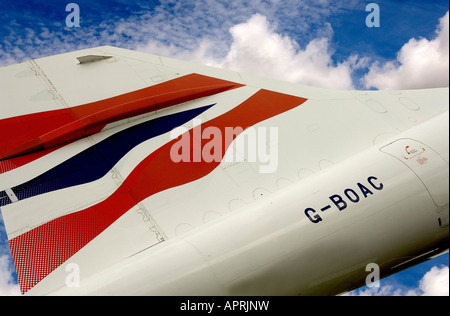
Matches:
[[0, 0, 448, 88], [0, 0, 449, 296]]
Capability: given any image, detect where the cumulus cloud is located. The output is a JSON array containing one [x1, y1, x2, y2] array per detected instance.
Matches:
[[0, 213, 20, 296], [346, 265, 449, 296], [216, 14, 363, 89], [363, 11, 449, 90], [138, 13, 364, 89], [1, 1, 448, 91], [417, 265, 449, 296], [0, 255, 20, 296]]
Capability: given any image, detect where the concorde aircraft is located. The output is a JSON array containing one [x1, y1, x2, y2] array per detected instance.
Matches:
[[0, 46, 448, 295]]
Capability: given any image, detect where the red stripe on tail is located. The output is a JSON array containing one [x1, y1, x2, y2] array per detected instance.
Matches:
[[10, 89, 307, 294]]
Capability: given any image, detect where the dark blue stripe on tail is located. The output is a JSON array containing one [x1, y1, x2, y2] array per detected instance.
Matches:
[[0, 105, 213, 207]]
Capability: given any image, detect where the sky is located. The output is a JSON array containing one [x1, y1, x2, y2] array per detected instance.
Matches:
[[0, 0, 449, 296]]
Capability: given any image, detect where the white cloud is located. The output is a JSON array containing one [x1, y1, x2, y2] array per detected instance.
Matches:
[[2, 1, 447, 91], [364, 11, 449, 90], [418, 265, 449, 296], [0, 213, 20, 296], [1, 1, 367, 89], [346, 265, 449, 296], [345, 284, 403, 296], [0, 255, 20, 296], [138, 13, 362, 89], [217, 14, 364, 89]]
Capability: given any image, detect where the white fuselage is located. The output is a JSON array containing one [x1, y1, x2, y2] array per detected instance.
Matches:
[[52, 112, 449, 296]]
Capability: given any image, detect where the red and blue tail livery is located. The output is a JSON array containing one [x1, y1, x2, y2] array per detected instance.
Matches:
[[0, 46, 447, 295]]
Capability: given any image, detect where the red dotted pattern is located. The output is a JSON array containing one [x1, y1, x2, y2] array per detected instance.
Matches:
[[9, 192, 135, 294], [9, 89, 307, 294]]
